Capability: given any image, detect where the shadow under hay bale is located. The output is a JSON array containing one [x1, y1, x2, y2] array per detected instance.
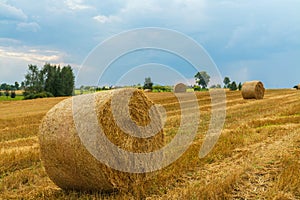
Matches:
[[241, 81, 265, 100], [174, 83, 187, 93], [293, 84, 300, 90], [39, 88, 164, 193]]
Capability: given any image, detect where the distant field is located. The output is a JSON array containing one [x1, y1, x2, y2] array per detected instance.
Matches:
[[0, 95, 23, 101], [0, 89, 299, 199], [0, 90, 24, 101]]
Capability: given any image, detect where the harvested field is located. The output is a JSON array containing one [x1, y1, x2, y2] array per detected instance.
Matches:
[[0, 90, 300, 199]]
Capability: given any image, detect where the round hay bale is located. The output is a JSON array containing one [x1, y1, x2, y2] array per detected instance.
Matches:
[[39, 88, 164, 192], [241, 81, 265, 99], [298, 84, 300, 90], [174, 83, 187, 93], [144, 89, 152, 92]]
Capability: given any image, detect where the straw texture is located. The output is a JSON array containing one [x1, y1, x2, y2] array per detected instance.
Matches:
[[174, 83, 187, 93], [39, 88, 164, 192], [241, 81, 265, 99]]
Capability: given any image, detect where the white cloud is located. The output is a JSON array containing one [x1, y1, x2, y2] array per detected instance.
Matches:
[[16, 22, 40, 32], [0, 45, 80, 83], [0, 46, 63, 64], [0, 46, 59, 83], [117, 0, 208, 31], [0, 37, 21, 46], [64, 0, 92, 10], [120, 0, 162, 13], [0, 2, 27, 21], [0, 0, 300, 88], [93, 15, 121, 24]]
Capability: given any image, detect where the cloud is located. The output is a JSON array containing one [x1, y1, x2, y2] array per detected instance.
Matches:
[[93, 15, 121, 24], [0, 2, 27, 21], [1, 0, 300, 88], [0, 46, 62, 64], [0, 37, 21, 46], [64, 0, 92, 10], [117, 0, 208, 30], [16, 22, 40, 32], [0, 45, 81, 83], [0, 46, 61, 83]]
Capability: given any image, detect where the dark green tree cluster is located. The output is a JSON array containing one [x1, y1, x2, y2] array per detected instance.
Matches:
[[152, 85, 172, 92], [195, 71, 210, 89], [0, 82, 20, 91], [0, 82, 20, 98], [210, 84, 222, 89], [223, 77, 242, 91], [95, 86, 112, 92], [143, 77, 153, 90], [194, 71, 210, 91], [24, 63, 75, 99]]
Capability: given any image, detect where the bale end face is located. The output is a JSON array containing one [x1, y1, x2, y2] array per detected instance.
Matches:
[[241, 81, 265, 100], [174, 83, 187, 93]]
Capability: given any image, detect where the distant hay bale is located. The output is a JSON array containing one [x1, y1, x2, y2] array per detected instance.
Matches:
[[174, 83, 187, 93], [39, 88, 164, 192], [144, 89, 152, 92], [241, 81, 265, 100]]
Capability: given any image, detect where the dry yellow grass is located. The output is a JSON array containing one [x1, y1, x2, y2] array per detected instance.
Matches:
[[0, 90, 300, 199]]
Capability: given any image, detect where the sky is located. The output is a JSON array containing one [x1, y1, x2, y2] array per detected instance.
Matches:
[[0, 0, 300, 88]]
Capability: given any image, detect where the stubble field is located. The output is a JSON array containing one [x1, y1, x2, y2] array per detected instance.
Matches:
[[0, 89, 299, 199]]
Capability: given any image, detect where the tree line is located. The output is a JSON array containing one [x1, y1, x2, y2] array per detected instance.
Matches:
[[141, 72, 242, 92], [0, 82, 22, 98], [23, 63, 75, 99], [0, 82, 21, 91], [223, 77, 242, 91]]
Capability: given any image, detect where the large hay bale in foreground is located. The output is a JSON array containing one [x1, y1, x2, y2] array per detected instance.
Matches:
[[174, 83, 187, 93], [39, 88, 164, 192], [241, 81, 265, 99]]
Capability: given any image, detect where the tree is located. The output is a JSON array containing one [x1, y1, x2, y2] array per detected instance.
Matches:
[[53, 66, 64, 96], [229, 81, 237, 91], [137, 83, 142, 89], [41, 64, 74, 96], [24, 63, 75, 98], [61, 65, 75, 96], [10, 91, 16, 98], [143, 77, 153, 90], [24, 64, 43, 94], [195, 71, 210, 89], [5, 90, 9, 98], [20, 81, 25, 89], [41, 63, 63, 96], [41, 63, 56, 95], [210, 84, 222, 89], [223, 77, 231, 88], [238, 82, 242, 91], [0, 83, 10, 91], [193, 85, 201, 91], [14, 82, 20, 90]]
